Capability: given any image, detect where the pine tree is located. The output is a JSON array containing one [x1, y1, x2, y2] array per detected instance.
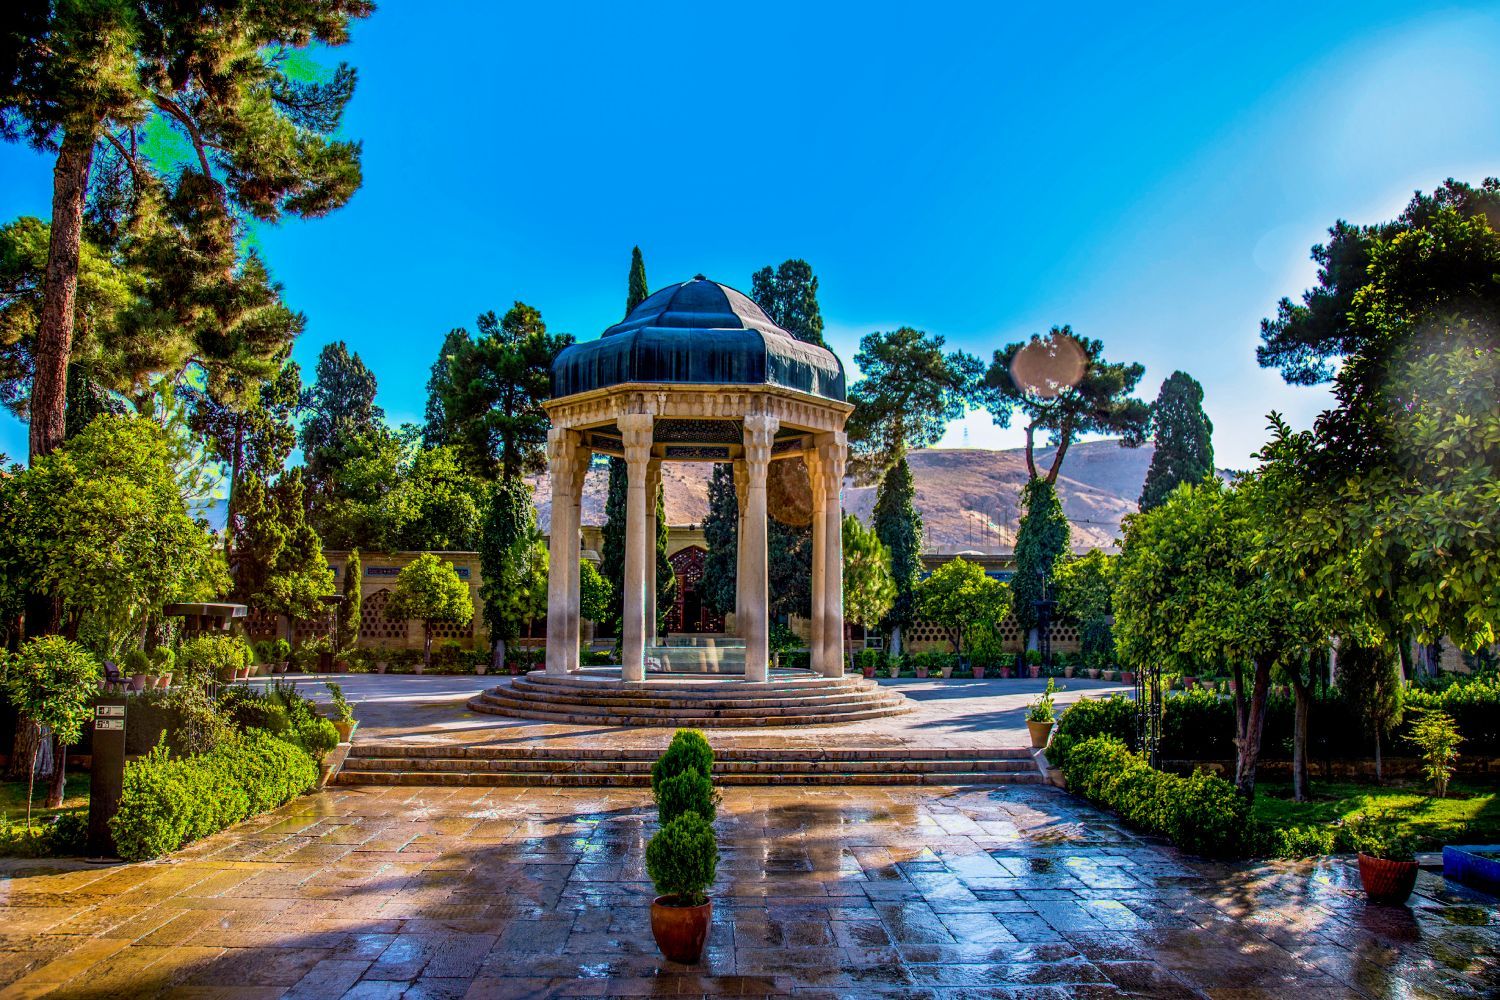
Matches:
[[627, 246, 650, 314], [873, 455, 923, 652], [1139, 370, 1215, 511], [239, 468, 335, 639], [1012, 477, 1071, 637], [301, 342, 384, 481], [750, 259, 825, 346], [701, 463, 738, 616], [422, 329, 471, 448], [1, 2, 371, 460]]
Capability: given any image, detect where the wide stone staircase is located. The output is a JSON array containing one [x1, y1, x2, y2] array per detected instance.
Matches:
[[335, 744, 1041, 787], [466, 670, 912, 727]]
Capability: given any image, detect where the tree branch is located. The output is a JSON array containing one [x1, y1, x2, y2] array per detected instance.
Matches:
[[100, 130, 147, 184], [149, 93, 219, 183], [1024, 424, 1037, 480], [1045, 417, 1074, 484]]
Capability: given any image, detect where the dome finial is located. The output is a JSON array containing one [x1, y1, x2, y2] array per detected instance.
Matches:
[[692, 273, 707, 281]]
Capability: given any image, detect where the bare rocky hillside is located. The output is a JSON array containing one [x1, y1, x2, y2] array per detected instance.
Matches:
[[533, 438, 1156, 552]]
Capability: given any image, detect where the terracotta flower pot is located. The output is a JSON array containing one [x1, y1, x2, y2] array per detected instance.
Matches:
[[1358, 853, 1418, 905], [650, 895, 712, 964], [1000, 667, 1015, 679], [1027, 719, 1055, 749], [971, 665, 984, 679], [940, 666, 954, 679], [159, 672, 172, 688], [1183, 676, 1197, 689], [1087, 668, 1101, 679], [862, 665, 876, 679], [332, 719, 357, 743], [915, 667, 929, 679], [1027, 664, 1042, 679], [129, 673, 148, 692], [1121, 671, 1136, 684], [1063, 666, 1075, 678]]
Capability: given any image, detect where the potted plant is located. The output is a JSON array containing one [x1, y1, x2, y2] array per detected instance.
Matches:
[[645, 811, 718, 963], [1024, 649, 1043, 679], [1182, 675, 1198, 689], [123, 649, 151, 692], [970, 659, 985, 680], [325, 681, 358, 743], [887, 657, 903, 680], [1344, 813, 1419, 905], [1026, 679, 1057, 748], [938, 654, 955, 679], [1121, 669, 1136, 685], [150, 647, 174, 688]]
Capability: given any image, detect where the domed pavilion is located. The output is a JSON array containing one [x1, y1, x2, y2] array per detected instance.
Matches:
[[543, 275, 853, 683]]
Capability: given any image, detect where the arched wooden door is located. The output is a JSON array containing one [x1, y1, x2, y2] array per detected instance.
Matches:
[[664, 545, 724, 634]]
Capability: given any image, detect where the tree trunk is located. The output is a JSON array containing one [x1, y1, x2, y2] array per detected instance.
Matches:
[[1291, 678, 1312, 802], [1044, 421, 1075, 484], [1234, 656, 1273, 799], [7, 716, 43, 781], [889, 625, 903, 658], [1374, 731, 1383, 785], [423, 624, 432, 670], [491, 638, 506, 674], [31, 129, 96, 461], [1024, 424, 1038, 480], [45, 731, 69, 809], [226, 416, 243, 566]]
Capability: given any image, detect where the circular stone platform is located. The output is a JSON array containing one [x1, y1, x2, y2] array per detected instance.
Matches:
[[468, 668, 912, 727]]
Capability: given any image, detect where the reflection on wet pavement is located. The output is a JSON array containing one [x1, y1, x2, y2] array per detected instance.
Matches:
[[0, 783, 1495, 998]]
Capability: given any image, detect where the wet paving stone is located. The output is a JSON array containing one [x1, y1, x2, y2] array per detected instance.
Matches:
[[1, 783, 1498, 998]]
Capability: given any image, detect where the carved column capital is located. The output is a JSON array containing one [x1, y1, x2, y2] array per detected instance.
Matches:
[[742, 413, 779, 471], [548, 428, 582, 498], [618, 413, 654, 467], [732, 461, 748, 518], [814, 432, 847, 500]]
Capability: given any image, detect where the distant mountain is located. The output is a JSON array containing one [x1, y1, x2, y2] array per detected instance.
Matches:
[[535, 438, 1162, 552]]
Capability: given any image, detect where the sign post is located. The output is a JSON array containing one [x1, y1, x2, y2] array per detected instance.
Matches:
[[87, 698, 127, 857]]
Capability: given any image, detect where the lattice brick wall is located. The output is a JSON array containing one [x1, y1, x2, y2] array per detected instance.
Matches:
[[359, 588, 409, 644]]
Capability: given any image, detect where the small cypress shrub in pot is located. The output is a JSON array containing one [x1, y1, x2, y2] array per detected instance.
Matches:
[[1343, 813, 1419, 905], [645, 812, 719, 963]]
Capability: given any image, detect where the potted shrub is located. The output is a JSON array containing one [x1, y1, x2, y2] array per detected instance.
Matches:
[[887, 656, 903, 680], [646, 811, 718, 963], [1182, 675, 1198, 689], [970, 659, 985, 680], [938, 654, 956, 679], [325, 681, 358, 743], [123, 649, 152, 692], [1121, 669, 1136, 685], [1344, 813, 1419, 905], [1024, 649, 1043, 679], [150, 647, 174, 688], [1026, 679, 1057, 749], [1086, 665, 1101, 679]]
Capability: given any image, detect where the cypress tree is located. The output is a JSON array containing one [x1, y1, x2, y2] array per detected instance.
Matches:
[[627, 246, 650, 314], [480, 477, 538, 671], [1012, 477, 1071, 638], [750, 259, 825, 346], [1139, 370, 1215, 511], [656, 484, 676, 631], [701, 463, 738, 616], [873, 454, 923, 652], [337, 548, 362, 652]]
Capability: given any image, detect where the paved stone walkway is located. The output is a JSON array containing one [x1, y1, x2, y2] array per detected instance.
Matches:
[[265, 675, 1131, 751], [1, 783, 1495, 998]]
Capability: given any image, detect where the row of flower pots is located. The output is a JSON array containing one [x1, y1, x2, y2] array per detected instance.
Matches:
[[860, 663, 1138, 683]]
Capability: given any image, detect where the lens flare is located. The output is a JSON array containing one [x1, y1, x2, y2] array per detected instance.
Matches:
[[1011, 332, 1087, 398]]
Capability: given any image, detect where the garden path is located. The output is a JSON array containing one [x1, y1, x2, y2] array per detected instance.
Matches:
[[0, 783, 1495, 998]]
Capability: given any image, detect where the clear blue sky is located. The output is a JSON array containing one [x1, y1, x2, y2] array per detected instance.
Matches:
[[3, 1, 1498, 468]]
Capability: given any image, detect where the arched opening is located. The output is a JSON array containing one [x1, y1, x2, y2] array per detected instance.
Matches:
[[664, 545, 723, 635]]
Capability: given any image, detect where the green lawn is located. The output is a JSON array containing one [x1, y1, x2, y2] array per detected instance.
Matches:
[[0, 773, 89, 839], [1253, 779, 1500, 850]]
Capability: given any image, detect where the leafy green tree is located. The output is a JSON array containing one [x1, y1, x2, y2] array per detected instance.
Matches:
[[580, 559, 612, 625], [846, 327, 980, 475], [976, 326, 1149, 483], [337, 548, 362, 653], [304, 424, 412, 551], [479, 477, 538, 671], [440, 304, 572, 481], [751, 259, 825, 346], [421, 329, 470, 448], [1113, 477, 1337, 797], [2, 636, 98, 816], [1012, 477, 1071, 640], [0, 1, 370, 459], [1053, 549, 1114, 625], [1138, 371, 1214, 511], [0, 414, 222, 649], [842, 515, 896, 639], [917, 557, 1012, 657], [700, 463, 737, 618], [768, 519, 812, 620], [389, 554, 473, 670], [627, 246, 650, 314], [872, 455, 923, 653], [395, 445, 486, 552], [1258, 178, 1500, 387]]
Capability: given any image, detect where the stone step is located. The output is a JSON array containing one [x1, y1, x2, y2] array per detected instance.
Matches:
[[478, 689, 909, 718], [339, 756, 1037, 775], [335, 769, 1043, 788], [466, 696, 912, 727], [502, 681, 905, 712], [346, 744, 1033, 762], [515, 671, 873, 695]]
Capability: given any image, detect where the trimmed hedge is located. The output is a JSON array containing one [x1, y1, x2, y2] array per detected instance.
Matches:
[[1061, 735, 1252, 858], [110, 729, 317, 861], [1048, 693, 1138, 769]]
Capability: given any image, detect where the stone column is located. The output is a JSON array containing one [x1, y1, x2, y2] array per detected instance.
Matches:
[[807, 447, 828, 675], [732, 461, 748, 635], [544, 427, 580, 676], [565, 446, 591, 671], [741, 414, 778, 682], [816, 433, 848, 677], [619, 413, 654, 682], [644, 459, 662, 645]]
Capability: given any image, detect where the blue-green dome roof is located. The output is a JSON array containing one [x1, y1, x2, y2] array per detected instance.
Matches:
[[551, 276, 846, 402]]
